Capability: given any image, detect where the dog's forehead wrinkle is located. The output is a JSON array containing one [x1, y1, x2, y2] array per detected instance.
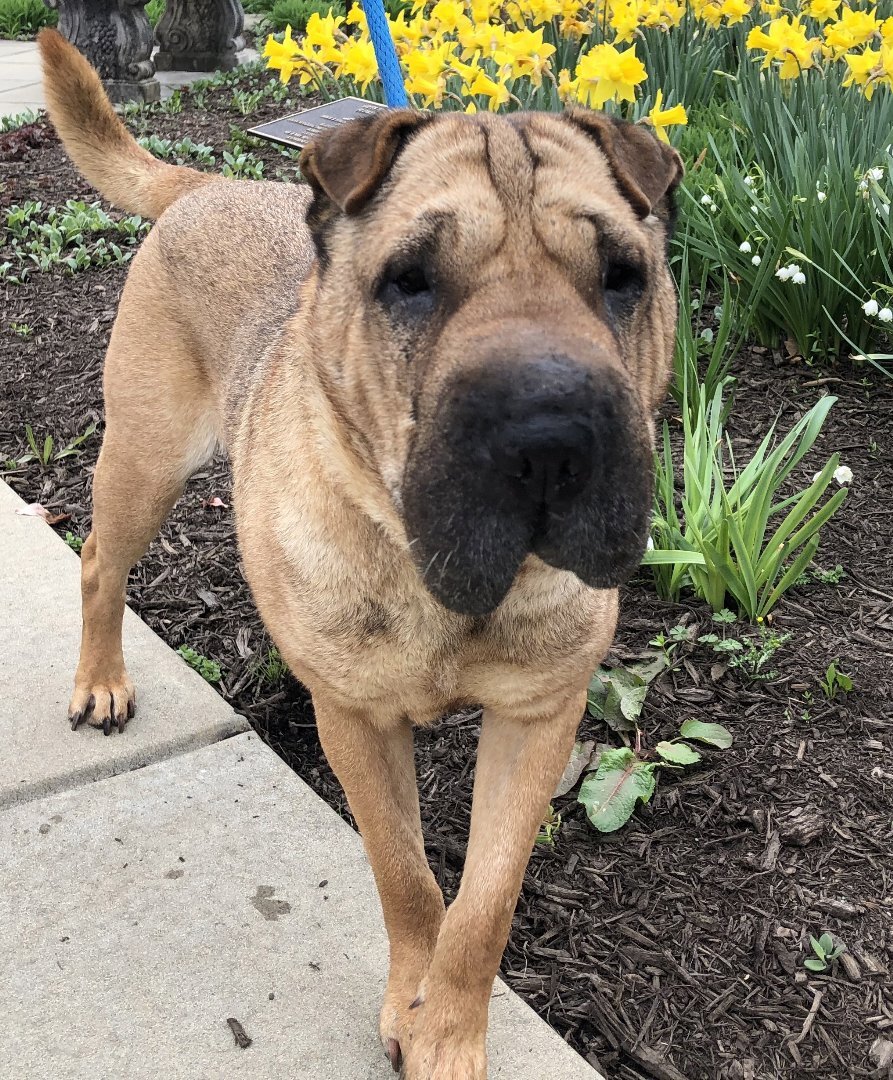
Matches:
[[477, 118, 535, 209]]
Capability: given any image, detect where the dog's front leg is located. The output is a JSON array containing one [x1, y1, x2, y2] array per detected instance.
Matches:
[[313, 695, 446, 1071], [403, 689, 585, 1080]]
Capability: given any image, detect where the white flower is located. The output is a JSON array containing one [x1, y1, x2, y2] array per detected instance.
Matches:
[[816, 190, 827, 202], [751, 204, 760, 214], [776, 266, 793, 281], [646, 536, 655, 551], [739, 240, 752, 253], [788, 263, 802, 275], [743, 176, 755, 187], [792, 271, 806, 285], [833, 465, 853, 486], [868, 166, 884, 181], [879, 307, 893, 323], [700, 194, 713, 206], [751, 255, 762, 266], [858, 179, 869, 192], [710, 202, 718, 213], [863, 299, 880, 316]]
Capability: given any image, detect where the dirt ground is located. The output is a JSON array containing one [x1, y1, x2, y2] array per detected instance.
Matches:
[[2, 80, 892, 1080]]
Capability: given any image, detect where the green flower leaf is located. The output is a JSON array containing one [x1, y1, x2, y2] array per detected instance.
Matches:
[[655, 740, 702, 765], [578, 748, 658, 833], [587, 655, 666, 732], [679, 719, 733, 749]]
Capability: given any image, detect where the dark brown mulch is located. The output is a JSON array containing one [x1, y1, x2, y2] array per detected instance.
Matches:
[[2, 83, 892, 1080]]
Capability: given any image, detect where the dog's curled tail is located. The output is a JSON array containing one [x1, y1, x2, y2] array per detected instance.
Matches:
[[38, 29, 213, 219]]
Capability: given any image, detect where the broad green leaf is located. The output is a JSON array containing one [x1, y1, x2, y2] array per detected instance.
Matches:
[[655, 741, 702, 765], [679, 719, 733, 749], [817, 933, 835, 955], [553, 740, 595, 798], [804, 956, 827, 972], [587, 656, 665, 731], [578, 748, 658, 833]]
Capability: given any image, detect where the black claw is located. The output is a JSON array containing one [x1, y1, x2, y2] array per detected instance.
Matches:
[[409, 996, 423, 1010], [103, 717, 111, 737], [69, 712, 83, 731], [127, 698, 135, 720], [118, 713, 126, 734], [386, 1038, 402, 1072]]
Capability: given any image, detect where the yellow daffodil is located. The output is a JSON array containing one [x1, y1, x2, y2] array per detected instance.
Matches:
[[429, 0, 471, 32], [720, 0, 751, 25], [575, 42, 647, 107], [524, 0, 564, 24], [842, 46, 881, 97], [498, 28, 556, 86], [700, 2, 727, 28], [303, 11, 345, 64], [805, 0, 840, 23], [405, 70, 448, 106], [610, 1, 641, 42], [560, 15, 593, 36], [263, 25, 299, 83], [458, 20, 508, 61], [345, 2, 368, 29], [646, 88, 689, 142], [469, 69, 512, 110], [389, 10, 427, 49], [823, 7, 879, 57], [557, 67, 579, 103], [338, 38, 379, 89], [747, 16, 820, 78]]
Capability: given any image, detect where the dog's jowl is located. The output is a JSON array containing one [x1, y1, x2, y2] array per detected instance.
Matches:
[[39, 28, 681, 1080]]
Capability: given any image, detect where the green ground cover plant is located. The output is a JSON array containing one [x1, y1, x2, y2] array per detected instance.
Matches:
[[0, 0, 56, 38]]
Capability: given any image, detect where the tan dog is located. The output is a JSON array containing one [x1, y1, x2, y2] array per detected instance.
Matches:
[[39, 28, 681, 1079]]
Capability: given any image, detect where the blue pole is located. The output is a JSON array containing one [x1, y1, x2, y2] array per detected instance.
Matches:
[[360, 0, 408, 108]]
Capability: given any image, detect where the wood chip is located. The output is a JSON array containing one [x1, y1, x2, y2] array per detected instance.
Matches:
[[226, 1017, 252, 1049]]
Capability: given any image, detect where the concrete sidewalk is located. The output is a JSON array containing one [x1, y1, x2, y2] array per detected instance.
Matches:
[[0, 37, 260, 121], [0, 480, 249, 809], [0, 475, 602, 1080]]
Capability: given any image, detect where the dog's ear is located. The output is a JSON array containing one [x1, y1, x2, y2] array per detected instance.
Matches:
[[299, 109, 433, 215], [564, 109, 684, 220]]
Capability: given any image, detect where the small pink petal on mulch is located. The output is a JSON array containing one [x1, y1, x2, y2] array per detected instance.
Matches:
[[204, 496, 228, 508], [15, 503, 70, 526], [16, 502, 51, 519]]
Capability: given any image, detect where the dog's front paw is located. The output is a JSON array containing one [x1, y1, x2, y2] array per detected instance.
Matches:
[[68, 668, 135, 735], [380, 976, 425, 1072], [401, 1031, 487, 1080]]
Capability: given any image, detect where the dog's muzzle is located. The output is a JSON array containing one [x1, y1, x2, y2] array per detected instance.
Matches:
[[403, 355, 653, 616]]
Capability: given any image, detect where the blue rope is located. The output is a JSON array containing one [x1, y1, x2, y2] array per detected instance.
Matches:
[[360, 0, 408, 107]]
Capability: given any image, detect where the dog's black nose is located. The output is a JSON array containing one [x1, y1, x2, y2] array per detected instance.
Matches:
[[491, 414, 594, 504], [488, 357, 601, 508]]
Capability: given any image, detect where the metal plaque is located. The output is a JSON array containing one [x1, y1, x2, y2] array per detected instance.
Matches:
[[247, 96, 388, 151]]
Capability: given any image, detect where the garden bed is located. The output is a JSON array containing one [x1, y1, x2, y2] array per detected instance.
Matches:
[[2, 78, 892, 1080]]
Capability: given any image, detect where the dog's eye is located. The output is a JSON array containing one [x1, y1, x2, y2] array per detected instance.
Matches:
[[378, 263, 435, 315], [603, 261, 645, 300], [393, 266, 430, 296]]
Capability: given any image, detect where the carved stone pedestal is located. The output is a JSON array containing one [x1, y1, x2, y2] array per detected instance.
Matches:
[[155, 0, 245, 72], [46, 0, 160, 103]]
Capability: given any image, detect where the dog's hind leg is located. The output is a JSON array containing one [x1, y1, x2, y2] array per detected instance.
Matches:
[[69, 254, 219, 734]]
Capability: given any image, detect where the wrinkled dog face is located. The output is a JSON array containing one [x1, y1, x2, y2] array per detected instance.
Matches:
[[300, 110, 682, 616]]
